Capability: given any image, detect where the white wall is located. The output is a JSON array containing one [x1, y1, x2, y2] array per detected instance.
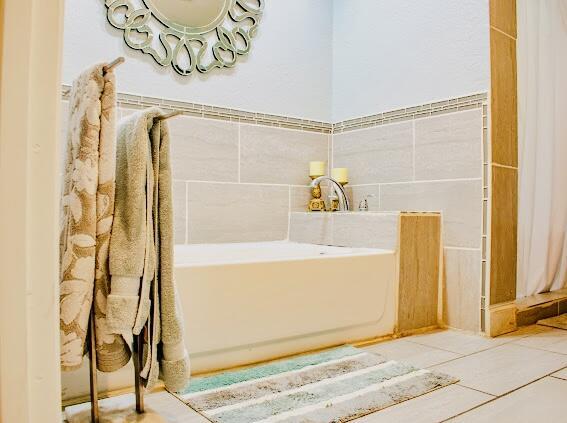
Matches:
[[63, 1, 490, 123], [332, 0, 490, 121], [62, 0, 333, 121]]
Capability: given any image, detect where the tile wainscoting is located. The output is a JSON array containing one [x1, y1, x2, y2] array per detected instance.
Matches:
[[60, 88, 489, 333], [333, 98, 488, 333], [60, 94, 330, 245]]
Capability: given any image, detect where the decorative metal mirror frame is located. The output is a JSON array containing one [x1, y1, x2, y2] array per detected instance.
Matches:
[[104, 0, 264, 76]]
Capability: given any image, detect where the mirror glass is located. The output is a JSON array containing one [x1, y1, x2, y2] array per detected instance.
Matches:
[[144, 0, 232, 34]]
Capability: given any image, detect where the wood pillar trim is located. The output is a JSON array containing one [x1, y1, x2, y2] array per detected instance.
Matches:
[[488, 0, 518, 306]]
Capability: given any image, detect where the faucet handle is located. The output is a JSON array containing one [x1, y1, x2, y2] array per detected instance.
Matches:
[[358, 194, 376, 211]]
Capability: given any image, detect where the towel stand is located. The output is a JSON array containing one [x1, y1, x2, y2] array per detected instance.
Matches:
[[157, 110, 183, 121], [84, 62, 181, 421], [87, 308, 99, 422], [87, 306, 147, 422], [102, 57, 125, 74], [87, 56, 143, 423]]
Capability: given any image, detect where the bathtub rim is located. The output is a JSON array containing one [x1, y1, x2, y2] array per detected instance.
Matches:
[[174, 240, 395, 268]]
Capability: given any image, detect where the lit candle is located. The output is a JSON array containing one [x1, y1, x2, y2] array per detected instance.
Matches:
[[332, 167, 349, 184], [309, 161, 326, 177]]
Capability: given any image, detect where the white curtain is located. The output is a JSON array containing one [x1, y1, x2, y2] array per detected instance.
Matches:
[[517, 0, 567, 297]]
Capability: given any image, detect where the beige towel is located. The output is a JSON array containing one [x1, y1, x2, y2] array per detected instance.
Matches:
[[59, 64, 131, 372], [108, 108, 190, 392]]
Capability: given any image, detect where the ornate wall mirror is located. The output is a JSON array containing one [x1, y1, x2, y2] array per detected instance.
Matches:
[[105, 0, 263, 76]]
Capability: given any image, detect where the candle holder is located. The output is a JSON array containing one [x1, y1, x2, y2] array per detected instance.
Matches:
[[328, 181, 348, 212], [308, 175, 327, 212], [327, 168, 349, 211]]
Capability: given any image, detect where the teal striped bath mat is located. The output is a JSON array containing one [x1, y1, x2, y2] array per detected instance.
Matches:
[[177, 346, 458, 422]]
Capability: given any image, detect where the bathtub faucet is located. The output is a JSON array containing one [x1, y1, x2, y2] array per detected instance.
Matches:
[[310, 176, 350, 211]]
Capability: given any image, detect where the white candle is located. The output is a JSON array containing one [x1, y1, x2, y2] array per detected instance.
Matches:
[[332, 167, 349, 184], [309, 161, 326, 177]]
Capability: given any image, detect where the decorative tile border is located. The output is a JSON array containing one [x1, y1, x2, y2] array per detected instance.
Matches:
[[481, 100, 489, 333], [62, 84, 487, 135], [61, 84, 333, 134], [333, 93, 488, 133]]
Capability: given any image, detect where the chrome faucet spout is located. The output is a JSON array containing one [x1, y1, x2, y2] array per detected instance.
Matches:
[[310, 176, 350, 211]]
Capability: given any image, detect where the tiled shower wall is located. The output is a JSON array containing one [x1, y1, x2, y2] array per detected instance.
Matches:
[[60, 87, 487, 332]]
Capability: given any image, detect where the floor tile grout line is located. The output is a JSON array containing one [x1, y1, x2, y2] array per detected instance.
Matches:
[[507, 341, 567, 356], [423, 355, 466, 369], [168, 392, 215, 422], [362, 345, 464, 369], [364, 339, 471, 365], [376, 334, 567, 373], [454, 383, 496, 397], [440, 367, 567, 422], [348, 383, 466, 422], [371, 327, 563, 367], [402, 338, 496, 357], [404, 329, 545, 359]]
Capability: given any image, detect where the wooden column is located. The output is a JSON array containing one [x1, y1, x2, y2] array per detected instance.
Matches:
[[488, 0, 518, 305], [482, 0, 520, 336]]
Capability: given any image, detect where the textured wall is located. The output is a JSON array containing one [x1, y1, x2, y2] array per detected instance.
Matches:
[[62, 1, 489, 123], [332, 0, 490, 121], [62, 0, 333, 121]]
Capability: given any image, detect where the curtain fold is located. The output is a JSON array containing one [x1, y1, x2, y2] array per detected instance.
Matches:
[[517, 0, 567, 297]]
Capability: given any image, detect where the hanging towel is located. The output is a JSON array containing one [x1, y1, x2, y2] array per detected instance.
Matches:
[[59, 64, 131, 372], [107, 107, 190, 392]]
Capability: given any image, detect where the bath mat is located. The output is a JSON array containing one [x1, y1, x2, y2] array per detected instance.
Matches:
[[538, 313, 567, 330], [176, 346, 458, 422]]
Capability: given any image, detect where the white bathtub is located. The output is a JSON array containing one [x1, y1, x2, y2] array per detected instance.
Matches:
[[174, 241, 388, 266], [62, 241, 396, 401], [177, 241, 397, 374]]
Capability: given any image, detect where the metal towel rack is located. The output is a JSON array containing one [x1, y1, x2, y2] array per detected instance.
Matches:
[[102, 57, 125, 74], [87, 57, 182, 421], [157, 110, 183, 121], [89, 56, 143, 423], [87, 308, 146, 422]]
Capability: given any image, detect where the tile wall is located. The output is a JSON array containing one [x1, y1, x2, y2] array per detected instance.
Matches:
[[169, 118, 329, 244], [60, 87, 488, 332], [289, 212, 400, 250], [60, 87, 330, 246], [332, 94, 488, 332]]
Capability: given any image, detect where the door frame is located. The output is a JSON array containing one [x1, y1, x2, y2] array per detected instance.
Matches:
[[0, 0, 65, 421]]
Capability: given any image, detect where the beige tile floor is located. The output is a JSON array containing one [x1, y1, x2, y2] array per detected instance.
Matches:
[[66, 325, 567, 423]]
